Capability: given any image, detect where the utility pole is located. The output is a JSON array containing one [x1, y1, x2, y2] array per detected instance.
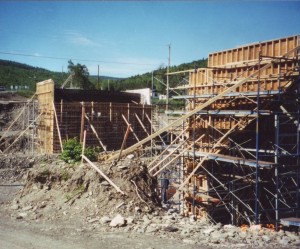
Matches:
[[166, 44, 171, 112], [151, 71, 154, 102], [97, 65, 100, 90]]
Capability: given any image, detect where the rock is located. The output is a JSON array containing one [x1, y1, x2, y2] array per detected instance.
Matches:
[[101, 181, 110, 186], [117, 165, 128, 170], [143, 215, 151, 226], [262, 235, 271, 242], [110, 214, 126, 227], [202, 228, 215, 235], [100, 216, 111, 224], [163, 226, 179, 232], [88, 218, 99, 223], [285, 231, 299, 240], [278, 237, 291, 246], [146, 225, 159, 233], [183, 239, 197, 245], [17, 212, 28, 219], [224, 229, 235, 238], [11, 204, 19, 210], [180, 228, 191, 235], [22, 205, 33, 211], [126, 217, 134, 225], [223, 224, 236, 229], [134, 206, 141, 212], [39, 203, 47, 209], [127, 154, 134, 159]]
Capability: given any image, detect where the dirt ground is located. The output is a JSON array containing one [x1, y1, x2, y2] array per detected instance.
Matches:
[[0, 176, 205, 249]]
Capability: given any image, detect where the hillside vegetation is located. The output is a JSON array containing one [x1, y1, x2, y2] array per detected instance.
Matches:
[[107, 59, 207, 93], [0, 58, 207, 94]]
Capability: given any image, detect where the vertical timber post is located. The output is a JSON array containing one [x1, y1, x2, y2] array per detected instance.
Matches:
[[80, 102, 85, 144]]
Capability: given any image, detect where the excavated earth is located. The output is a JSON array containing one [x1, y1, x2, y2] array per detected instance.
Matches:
[[0, 93, 299, 248]]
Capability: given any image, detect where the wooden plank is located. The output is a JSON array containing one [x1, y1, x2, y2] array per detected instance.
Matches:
[[52, 102, 63, 152], [80, 103, 85, 143], [82, 154, 125, 195], [84, 113, 107, 151], [152, 134, 205, 176], [118, 124, 131, 161], [81, 130, 87, 164], [122, 114, 139, 142]]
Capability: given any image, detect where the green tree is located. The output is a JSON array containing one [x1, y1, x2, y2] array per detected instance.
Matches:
[[67, 60, 94, 90]]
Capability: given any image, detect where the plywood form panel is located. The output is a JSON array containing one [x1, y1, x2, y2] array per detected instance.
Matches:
[[208, 35, 298, 67], [52, 102, 152, 152], [36, 79, 55, 154]]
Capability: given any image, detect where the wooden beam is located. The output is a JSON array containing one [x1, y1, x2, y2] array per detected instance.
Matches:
[[178, 117, 252, 191], [80, 102, 85, 143], [81, 130, 87, 164], [152, 134, 205, 176], [82, 155, 125, 195], [135, 113, 150, 136], [52, 102, 64, 152], [122, 114, 139, 142], [84, 113, 107, 152], [147, 126, 188, 169], [145, 113, 166, 146], [118, 124, 131, 161]]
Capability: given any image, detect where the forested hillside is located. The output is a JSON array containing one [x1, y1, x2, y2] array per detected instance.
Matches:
[[0, 60, 63, 90], [107, 58, 207, 93], [0, 58, 207, 93]]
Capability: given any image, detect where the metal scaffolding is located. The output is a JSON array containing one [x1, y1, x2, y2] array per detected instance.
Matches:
[[110, 35, 300, 227]]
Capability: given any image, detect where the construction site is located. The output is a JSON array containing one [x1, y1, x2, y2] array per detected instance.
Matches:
[[0, 34, 300, 248]]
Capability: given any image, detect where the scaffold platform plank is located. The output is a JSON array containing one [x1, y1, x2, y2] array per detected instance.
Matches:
[[280, 217, 300, 227], [184, 151, 274, 168]]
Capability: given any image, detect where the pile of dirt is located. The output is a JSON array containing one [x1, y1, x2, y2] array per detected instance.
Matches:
[[8, 154, 162, 222], [0, 154, 50, 183]]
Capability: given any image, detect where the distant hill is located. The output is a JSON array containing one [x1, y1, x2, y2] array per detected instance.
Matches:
[[0, 60, 122, 90], [0, 60, 63, 90], [0, 58, 207, 93], [108, 58, 207, 94]]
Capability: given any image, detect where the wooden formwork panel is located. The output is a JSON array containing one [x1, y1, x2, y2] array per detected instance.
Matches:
[[53, 102, 152, 152], [35, 80, 151, 154], [36, 79, 55, 154], [208, 35, 299, 67], [188, 36, 299, 97]]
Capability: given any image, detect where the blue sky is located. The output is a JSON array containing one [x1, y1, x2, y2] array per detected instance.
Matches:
[[0, 1, 299, 77]]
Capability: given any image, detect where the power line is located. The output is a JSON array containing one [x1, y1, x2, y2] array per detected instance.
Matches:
[[0, 51, 159, 66]]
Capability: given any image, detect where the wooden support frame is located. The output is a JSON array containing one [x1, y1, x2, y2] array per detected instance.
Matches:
[[118, 124, 131, 161], [152, 134, 206, 177], [147, 126, 189, 169], [122, 114, 139, 142], [52, 102, 64, 152], [84, 113, 107, 152], [178, 116, 254, 191], [80, 102, 85, 144], [135, 113, 150, 136], [107, 44, 300, 162]]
